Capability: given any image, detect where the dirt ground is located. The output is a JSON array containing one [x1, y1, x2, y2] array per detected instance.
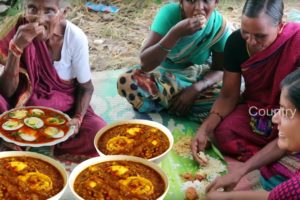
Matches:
[[68, 0, 300, 72]]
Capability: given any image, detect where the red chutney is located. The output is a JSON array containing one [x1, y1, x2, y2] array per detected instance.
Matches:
[[97, 124, 170, 159], [74, 160, 166, 200], [0, 107, 70, 144], [0, 156, 64, 200]]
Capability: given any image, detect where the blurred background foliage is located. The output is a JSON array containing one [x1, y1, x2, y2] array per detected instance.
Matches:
[[0, 0, 21, 21]]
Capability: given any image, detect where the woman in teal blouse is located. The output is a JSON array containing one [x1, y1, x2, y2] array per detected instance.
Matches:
[[117, 0, 231, 122]]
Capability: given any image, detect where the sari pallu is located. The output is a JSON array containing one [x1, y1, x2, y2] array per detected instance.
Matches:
[[0, 18, 106, 158], [242, 23, 300, 113], [241, 22, 300, 147], [117, 12, 230, 122], [260, 153, 300, 191], [214, 23, 300, 161]]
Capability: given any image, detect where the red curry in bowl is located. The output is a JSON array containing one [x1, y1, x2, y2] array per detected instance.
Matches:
[[74, 160, 166, 199], [97, 123, 170, 159], [0, 106, 71, 146], [0, 156, 64, 200]]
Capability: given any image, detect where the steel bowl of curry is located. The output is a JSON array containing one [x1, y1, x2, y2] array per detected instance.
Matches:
[[69, 155, 169, 200], [94, 119, 174, 163], [0, 151, 68, 200]]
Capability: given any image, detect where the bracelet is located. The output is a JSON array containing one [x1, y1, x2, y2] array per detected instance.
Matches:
[[209, 111, 224, 121], [158, 43, 171, 52], [9, 39, 23, 57]]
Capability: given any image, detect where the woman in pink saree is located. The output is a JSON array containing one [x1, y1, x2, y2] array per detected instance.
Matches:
[[0, 0, 106, 159], [205, 69, 300, 200], [192, 0, 300, 191]]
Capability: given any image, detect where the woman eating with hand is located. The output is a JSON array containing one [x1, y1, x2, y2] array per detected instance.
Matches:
[[0, 0, 106, 159], [205, 69, 300, 200], [117, 0, 231, 122], [192, 0, 300, 165]]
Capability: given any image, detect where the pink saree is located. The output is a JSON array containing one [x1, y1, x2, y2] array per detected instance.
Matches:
[[0, 18, 106, 158], [214, 23, 300, 161]]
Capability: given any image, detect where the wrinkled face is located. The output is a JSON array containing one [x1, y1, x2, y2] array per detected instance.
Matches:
[[180, 0, 217, 19], [241, 13, 281, 52], [272, 88, 300, 152], [24, 0, 63, 40]]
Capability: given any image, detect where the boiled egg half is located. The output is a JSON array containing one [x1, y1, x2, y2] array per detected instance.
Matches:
[[2, 119, 23, 131], [24, 117, 44, 129], [18, 127, 37, 141], [8, 109, 28, 119], [44, 127, 64, 138], [46, 117, 66, 125], [30, 109, 45, 116]]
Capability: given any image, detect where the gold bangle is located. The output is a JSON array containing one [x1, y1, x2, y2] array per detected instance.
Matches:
[[210, 111, 224, 121], [158, 43, 171, 52]]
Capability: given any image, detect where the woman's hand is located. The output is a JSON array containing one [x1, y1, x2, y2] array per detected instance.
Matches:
[[206, 190, 270, 200], [191, 127, 210, 165], [169, 85, 198, 116], [206, 169, 245, 193], [173, 16, 206, 37], [13, 22, 45, 50], [205, 191, 228, 200], [67, 118, 81, 135]]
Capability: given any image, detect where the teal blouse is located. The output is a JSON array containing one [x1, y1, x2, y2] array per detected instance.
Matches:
[[151, 3, 231, 69]]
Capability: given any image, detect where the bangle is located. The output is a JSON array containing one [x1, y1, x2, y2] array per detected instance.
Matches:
[[202, 78, 210, 89], [209, 111, 224, 121], [9, 39, 23, 57], [158, 43, 171, 52]]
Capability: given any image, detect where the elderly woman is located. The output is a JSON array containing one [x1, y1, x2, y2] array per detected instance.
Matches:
[[0, 0, 106, 158], [205, 69, 300, 200], [117, 0, 231, 122], [192, 0, 300, 165]]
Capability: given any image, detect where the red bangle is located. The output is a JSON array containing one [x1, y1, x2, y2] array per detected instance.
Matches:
[[209, 111, 224, 121], [9, 40, 23, 57]]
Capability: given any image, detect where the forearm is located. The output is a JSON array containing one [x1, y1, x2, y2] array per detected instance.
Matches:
[[140, 28, 181, 72], [193, 71, 223, 92], [209, 191, 269, 200], [241, 139, 286, 174], [201, 93, 239, 135], [74, 81, 94, 120], [0, 52, 21, 97]]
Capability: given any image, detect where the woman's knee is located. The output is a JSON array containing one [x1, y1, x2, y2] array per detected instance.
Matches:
[[117, 72, 135, 97], [117, 70, 144, 109]]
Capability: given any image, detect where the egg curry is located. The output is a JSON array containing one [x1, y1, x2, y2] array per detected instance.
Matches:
[[74, 160, 165, 199], [0, 156, 64, 200], [97, 124, 170, 159], [0, 107, 69, 144]]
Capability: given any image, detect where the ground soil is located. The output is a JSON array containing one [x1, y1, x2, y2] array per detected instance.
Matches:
[[69, 0, 300, 72]]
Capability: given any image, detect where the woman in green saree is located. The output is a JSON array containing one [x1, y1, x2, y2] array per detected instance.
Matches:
[[117, 0, 231, 122]]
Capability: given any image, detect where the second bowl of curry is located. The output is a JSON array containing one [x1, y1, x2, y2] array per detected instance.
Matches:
[[94, 119, 173, 163]]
